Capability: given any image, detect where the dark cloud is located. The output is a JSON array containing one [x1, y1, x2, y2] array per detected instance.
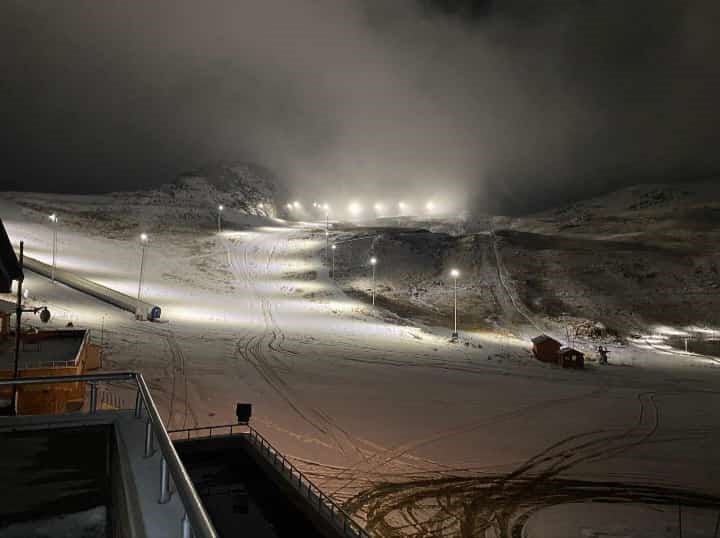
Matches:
[[1, 0, 719, 213]]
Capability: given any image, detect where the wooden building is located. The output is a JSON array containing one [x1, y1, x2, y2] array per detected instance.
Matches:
[[531, 334, 561, 362], [0, 329, 102, 414], [532, 334, 585, 368], [558, 347, 585, 369], [0, 299, 13, 341]]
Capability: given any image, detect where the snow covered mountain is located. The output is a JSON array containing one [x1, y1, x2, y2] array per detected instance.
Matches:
[[168, 162, 281, 216], [4, 162, 283, 239]]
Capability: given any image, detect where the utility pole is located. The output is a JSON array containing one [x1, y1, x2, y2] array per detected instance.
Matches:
[[217, 205, 224, 233], [454, 276, 458, 335], [12, 242, 24, 415], [100, 315, 105, 368], [370, 257, 377, 306], [136, 234, 148, 319], [451, 269, 459, 338], [49, 214, 58, 282], [331, 244, 336, 278], [324, 204, 329, 261]]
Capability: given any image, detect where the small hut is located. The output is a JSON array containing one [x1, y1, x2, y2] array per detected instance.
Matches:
[[532, 334, 561, 363], [558, 347, 585, 369]]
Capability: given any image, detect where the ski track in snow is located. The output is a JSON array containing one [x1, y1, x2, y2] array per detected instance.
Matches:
[[223, 230, 372, 459]]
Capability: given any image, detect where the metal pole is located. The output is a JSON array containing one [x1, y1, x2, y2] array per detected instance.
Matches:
[[325, 212, 329, 261], [217, 211, 221, 233], [453, 277, 458, 336], [134, 389, 143, 418], [181, 513, 192, 538], [144, 419, 154, 457], [159, 457, 171, 503], [12, 242, 24, 415], [332, 248, 335, 278], [136, 244, 146, 316], [51, 224, 57, 283], [678, 504, 683, 538], [100, 316, 105, 368], [89, 382, 97, 414], [372, 264, 375, 306]]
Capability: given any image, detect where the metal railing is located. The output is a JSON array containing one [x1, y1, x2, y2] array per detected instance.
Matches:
[[0, 372, 218, 538], [13, 358, 78, 369], [6, 329, 90, 370], [169, 423, 371, 538]]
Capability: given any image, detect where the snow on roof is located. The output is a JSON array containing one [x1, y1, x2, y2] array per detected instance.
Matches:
[[532, 334, 559, 345]]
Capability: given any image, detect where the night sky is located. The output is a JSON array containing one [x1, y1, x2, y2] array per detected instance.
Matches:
[[2, 0, 719, 213]]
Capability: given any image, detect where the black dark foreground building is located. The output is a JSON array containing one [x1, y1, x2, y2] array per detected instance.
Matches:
[[0, 218, 22, 293], [170, 424, 368, 538], [0, 372, 367, 538]]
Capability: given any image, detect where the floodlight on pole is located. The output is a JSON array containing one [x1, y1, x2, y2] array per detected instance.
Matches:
[[49, 213, 58, 283], [348, 202, 362, 218], [331, 244, 336, 278], [136, 234, 149, 320], [370, 256, 377, 306], [450, 268, 460, 337], [293, 201, 301, 209], [324, 204, 330, 260], [217, 205, 224, 233], [426, 201, 436, 213]]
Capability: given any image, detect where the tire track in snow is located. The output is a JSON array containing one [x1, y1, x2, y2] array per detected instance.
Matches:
[[223, 231, 368, 458], [343, 390, 710, 538], [324, 384, 611, 497], [165, 329, 195, 430]]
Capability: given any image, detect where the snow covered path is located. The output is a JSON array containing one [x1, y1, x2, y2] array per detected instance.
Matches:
[[3, 194, 720, 536]]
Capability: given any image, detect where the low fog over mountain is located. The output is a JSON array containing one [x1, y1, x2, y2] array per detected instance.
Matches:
[[2, 0, 719, 213]]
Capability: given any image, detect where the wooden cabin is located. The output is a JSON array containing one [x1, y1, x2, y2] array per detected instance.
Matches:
[[531, 334, 561, 362], [558, 347, 585, 369], [532, 335, 584, 369]]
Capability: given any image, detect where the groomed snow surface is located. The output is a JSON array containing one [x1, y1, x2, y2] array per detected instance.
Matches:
[[2, 186, 720, 538]]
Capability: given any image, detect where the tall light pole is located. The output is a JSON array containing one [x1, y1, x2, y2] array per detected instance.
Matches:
[[49, 213, 58, 283], [331, 244, 336, 278], [451, 268, 460, 338], [136, 233, 148, 319], [370, 256, 377, 306], [12, 241, 24, 415], [217, 205, 224, 233], [323, 203, 330, 260]]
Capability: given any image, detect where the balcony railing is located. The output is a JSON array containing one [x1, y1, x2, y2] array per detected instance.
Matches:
[[0, 371, 218, 538], [169, 423, 371, 538]]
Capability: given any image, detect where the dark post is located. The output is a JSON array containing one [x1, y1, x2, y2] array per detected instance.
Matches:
[[12, 241, 24, 415]]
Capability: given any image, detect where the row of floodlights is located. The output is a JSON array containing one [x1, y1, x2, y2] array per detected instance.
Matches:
[[284, 200, 439, 217], [285, 201, 328, 211]]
